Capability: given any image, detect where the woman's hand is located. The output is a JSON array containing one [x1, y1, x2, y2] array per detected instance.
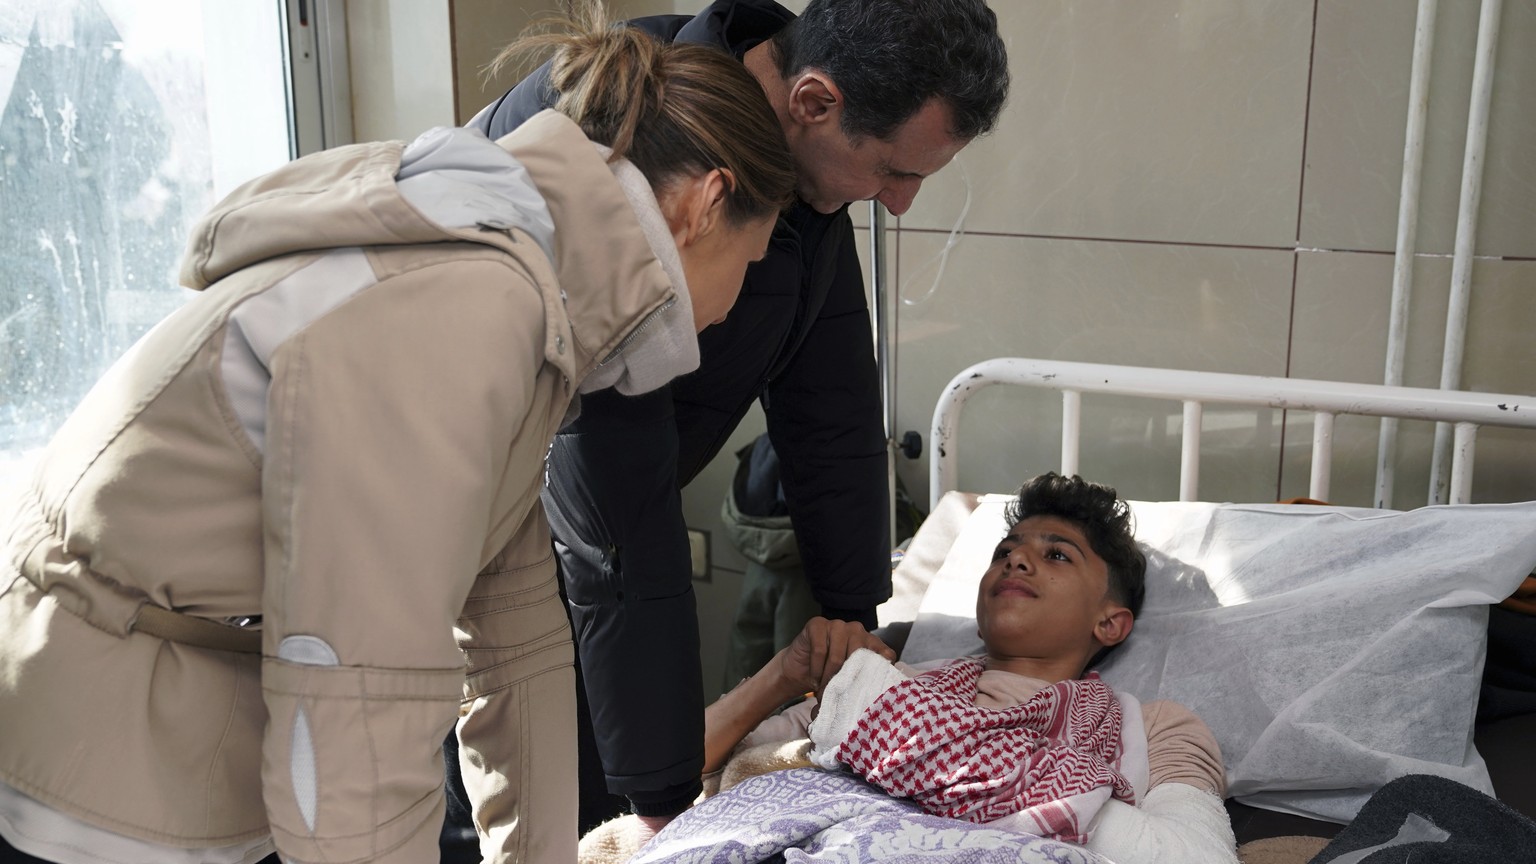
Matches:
[[776, 617, 897, 701]]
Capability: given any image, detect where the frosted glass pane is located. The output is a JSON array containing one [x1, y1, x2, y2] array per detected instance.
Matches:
[[0, 0, 290, 489]]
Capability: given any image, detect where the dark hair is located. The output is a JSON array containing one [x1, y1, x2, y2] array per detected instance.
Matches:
[[1005, 472, 1146, 667], [491, 1, 796, 225], [771, 0, 1010, 141]]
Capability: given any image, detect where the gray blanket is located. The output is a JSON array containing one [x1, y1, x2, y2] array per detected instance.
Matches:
[[632, 768, 1109, 864]]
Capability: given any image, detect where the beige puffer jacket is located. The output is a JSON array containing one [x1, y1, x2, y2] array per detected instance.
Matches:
[[0, 109, 691, 862]]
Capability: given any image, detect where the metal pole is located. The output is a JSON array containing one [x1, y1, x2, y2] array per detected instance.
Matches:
[[1060, 390, 1082, 476], [1310, 412, 1336, 502], [1375, 0, 1438, 509], [869, 202, 897, 544], [1430, 0, 1502, 504], [928, 358, 1534, 509], [1179, 401, 1202, 502]]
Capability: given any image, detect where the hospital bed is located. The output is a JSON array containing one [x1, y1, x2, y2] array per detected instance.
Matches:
[[877, 357, 1536, 848]]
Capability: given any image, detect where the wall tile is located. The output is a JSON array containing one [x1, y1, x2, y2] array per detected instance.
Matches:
[[899, 0, 1312, 248], [1301, 0, 1536, 257], [349, 0, 456, 142], [449, 0, 546, 125], [451, 0, 687, 125], [695, 566, 747, 702], [854, 222, 894, 306], [892, 232, 1295, 507], [850, 202, 872, 231], [1282, 250, 1536, 507]]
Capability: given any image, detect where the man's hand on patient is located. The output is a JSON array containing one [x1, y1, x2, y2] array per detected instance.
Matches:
[[778, 616, 896, 701], [703, 617, 894, 776]]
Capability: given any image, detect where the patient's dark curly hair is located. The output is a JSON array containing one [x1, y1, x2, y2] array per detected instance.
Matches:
[[1005, 472, 1147, 667]]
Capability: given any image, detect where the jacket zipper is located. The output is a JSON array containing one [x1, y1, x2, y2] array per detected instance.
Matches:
[[597, 296, 676, 367]]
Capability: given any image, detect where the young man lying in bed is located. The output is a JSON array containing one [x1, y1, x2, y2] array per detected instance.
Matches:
[[584, 473, 1238, 864]]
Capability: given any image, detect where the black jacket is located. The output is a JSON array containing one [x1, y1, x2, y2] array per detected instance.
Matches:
[[467, 0, 890, 815]]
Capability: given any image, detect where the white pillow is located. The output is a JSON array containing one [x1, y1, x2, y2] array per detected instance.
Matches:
[[900, 495, 1536, 823]]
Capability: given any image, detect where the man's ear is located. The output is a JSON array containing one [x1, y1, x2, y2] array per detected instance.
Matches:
[[784, 70, 843, 130], [665, 169, 730, 249], [1093, 606, 1134, 649]]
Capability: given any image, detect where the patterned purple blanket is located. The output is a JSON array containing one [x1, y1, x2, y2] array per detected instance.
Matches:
[[631, 769, 1110, 863]]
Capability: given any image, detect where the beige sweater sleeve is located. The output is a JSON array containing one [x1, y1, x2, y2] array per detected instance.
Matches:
[[1141, 699, 1226, 796]]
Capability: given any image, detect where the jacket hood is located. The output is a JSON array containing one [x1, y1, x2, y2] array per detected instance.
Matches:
[[575, 145, 696, 399], [177, 110, 697, 393], [497, 111, 700, 390], [178, 129, 551, 290]]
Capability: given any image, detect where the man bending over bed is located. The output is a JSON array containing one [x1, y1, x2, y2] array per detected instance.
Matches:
[[586, 473, 1237, 864]]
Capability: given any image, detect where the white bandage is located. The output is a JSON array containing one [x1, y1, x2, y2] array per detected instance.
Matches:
[[1084, 782, 1238, 864], [805, 649, 909, 769]]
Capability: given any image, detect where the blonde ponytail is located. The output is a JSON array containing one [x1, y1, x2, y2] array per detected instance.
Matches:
[[486, 0, 795, 224]]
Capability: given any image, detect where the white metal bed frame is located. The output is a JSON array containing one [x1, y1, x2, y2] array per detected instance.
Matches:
[[929, 357, 1535, 510]]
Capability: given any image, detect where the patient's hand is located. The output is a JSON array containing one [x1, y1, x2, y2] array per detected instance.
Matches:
[[779, 617, 896, 701]]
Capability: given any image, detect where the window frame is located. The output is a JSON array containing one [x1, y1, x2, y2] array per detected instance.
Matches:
[[284, 0, 352, 157]]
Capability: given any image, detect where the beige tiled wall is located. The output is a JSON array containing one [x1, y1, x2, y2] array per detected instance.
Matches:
[[1284, 252, 1536, 507], [449, 0, 552, 125], [887, 0, 1536, 513], [900, 3, 1313, 247], [350, 0, 683, 141], [1302, 0, 1536, 256], [893, 232, 1297, 507], [347, 0, 456, 142], [451, 0, 683, 124]]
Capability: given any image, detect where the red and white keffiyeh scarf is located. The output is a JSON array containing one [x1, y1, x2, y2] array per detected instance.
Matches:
[[833, 658, 1136, 843]]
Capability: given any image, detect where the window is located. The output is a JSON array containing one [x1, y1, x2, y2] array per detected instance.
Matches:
[[0, 0, 341, 490]]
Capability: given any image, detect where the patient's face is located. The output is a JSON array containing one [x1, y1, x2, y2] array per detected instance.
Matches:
[[975, 515, 1113, 662]]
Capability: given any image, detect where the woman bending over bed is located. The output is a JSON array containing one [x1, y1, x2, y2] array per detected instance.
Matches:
[[583, 473, 1238, 864]]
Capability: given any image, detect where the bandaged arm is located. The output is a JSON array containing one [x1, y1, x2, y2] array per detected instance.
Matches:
[[1084, 784, 1237, 864], [1084, 700, 1236, 864]]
